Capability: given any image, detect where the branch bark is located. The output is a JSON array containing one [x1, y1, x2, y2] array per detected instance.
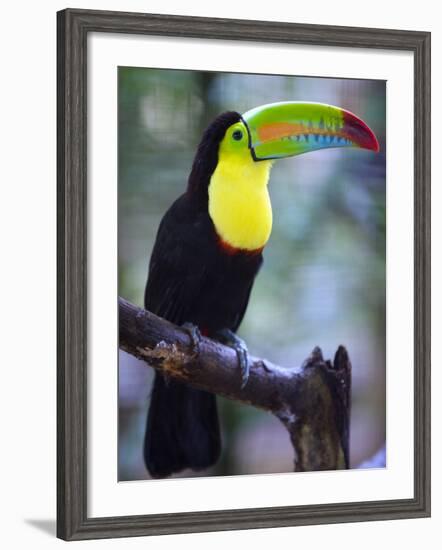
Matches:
[[119, 296, 352, 471]]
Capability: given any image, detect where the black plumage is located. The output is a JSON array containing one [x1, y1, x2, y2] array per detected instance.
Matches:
[[143, 112, 263, 478]]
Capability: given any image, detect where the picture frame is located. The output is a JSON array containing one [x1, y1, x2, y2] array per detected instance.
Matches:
[[57, 8, 431, 541]]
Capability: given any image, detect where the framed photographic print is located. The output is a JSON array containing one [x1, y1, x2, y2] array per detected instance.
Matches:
[[57, 8, 431, 541]]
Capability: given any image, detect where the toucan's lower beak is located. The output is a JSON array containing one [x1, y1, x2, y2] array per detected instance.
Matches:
[[241, 101, 379, 161]]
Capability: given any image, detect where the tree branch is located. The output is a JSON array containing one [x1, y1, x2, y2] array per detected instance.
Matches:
[[119, 296, 352, 472]]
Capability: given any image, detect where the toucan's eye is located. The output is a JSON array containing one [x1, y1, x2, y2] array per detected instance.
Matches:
[[232, 129, 243, 141]]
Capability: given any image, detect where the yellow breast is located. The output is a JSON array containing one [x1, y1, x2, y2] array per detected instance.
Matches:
[[208, 152, 273, 252]]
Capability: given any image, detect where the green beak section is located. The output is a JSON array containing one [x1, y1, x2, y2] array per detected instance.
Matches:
[[241, 101, 379, 160]]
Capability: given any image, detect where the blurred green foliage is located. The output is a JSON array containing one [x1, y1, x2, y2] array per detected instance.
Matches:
[[118, 67, 386, 481]]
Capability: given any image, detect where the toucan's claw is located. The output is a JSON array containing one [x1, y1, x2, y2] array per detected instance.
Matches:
[[182, 322, 202, 358], [238, 347, 250, 390], [215, 329, 250, 389]]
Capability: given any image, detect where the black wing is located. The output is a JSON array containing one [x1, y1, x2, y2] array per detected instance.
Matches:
[[144, 194, 209, 326]]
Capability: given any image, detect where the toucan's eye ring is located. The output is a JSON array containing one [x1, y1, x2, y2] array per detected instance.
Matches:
[[232, 129, 243, 141]]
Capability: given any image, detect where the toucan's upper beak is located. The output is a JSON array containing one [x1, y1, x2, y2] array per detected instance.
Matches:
[[241, 101, 379, 161]]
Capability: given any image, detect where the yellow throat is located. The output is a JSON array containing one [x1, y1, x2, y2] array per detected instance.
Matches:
[[208, 148, 273, 252]]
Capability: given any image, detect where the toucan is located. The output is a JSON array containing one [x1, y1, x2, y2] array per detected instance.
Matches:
[[143, 101, 379, 478]]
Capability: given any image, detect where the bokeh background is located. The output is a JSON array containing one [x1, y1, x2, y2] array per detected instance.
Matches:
[[118, 67, 386, 481]]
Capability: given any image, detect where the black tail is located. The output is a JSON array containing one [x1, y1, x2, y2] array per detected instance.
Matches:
[[144, 373, 221, 478]]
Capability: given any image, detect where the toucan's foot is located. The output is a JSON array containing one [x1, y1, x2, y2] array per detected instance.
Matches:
[[215, 329, 250, 389], [182, 322, 202, 358]]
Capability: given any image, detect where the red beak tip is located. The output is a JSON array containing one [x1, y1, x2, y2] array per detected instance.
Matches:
[[369, 137, 380, 153], [366, 129, 380, 153], [342, 109, 380, 153]]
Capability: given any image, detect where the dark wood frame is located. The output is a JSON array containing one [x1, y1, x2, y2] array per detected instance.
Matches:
[[57, 8, 431, 541]]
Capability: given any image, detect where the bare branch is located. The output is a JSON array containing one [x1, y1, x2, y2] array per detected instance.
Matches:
[[119, 296, 352, 471]]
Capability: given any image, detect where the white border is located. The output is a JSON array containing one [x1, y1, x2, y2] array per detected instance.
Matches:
[[88, 33, 414, 518]]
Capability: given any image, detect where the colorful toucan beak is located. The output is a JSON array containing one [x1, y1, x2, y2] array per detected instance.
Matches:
[[241, 101, 379, 161]]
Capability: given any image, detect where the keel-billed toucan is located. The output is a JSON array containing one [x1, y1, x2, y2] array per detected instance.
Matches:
[[143, 101, 379, 478]]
